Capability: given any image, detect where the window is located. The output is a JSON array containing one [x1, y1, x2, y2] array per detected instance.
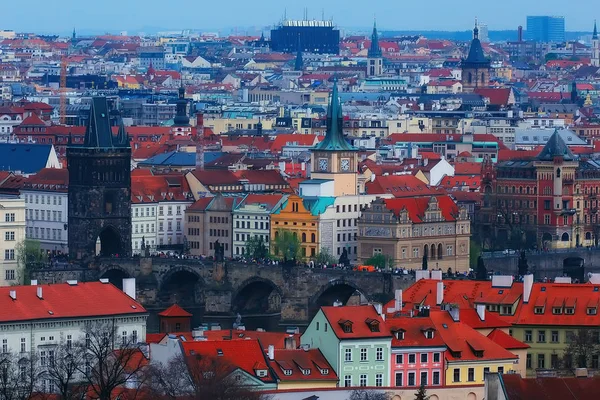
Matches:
[[360, 348, 368, 362], [551, 331, 559, 343], [525, 330, 532, 342], [67, 335, 72, 349], [344, 375, 351, 387], [360, 374, 367, 387], [85, 333, 91, 349], [551, 354, 559, 369], [4, 250, 14, 260], [1, 339, 6, 353], [5, 270, 14, 281], [4, 232, 14, 241], [537, 354, 545, 369], [344, 348, 352, 362], [395, 372, 403, 386], [538, 330, 546, 343], [20, 338, 25, 353], [122, 331, 127, 346], [420, 371, 428, 386], [408, 372, 416, 386], [375, 373, 383, 387], [40, 350, 46, 366], [421, 353, 428, 363], [467, 367, 475, 382], [396, 354, 403, 364], [408, 353, 416, 364], [498, 366, 504, 374], [132, 330, 138, 343], [433, 352, 440, 363], [49, 350, 55, 367], [376, 347, 383, 361], [453, 368, 460, 383], [433, 371, 440, 385], [526, 354, 532, 369]]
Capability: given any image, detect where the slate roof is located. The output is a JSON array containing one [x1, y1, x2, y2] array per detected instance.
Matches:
[[0, 144, 54, 174], [536, 129, 576, 161]]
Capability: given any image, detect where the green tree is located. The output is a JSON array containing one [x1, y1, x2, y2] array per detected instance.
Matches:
[[314, 248, 336, 265], [272, 229, 301, 261], [15, 239, 46, 284], [365, 254, 394, 270], [245, 235, 268, 259], [414, 383, 429, 400]]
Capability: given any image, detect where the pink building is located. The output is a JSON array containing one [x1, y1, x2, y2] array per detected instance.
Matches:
[[387, 314, 446, 388]]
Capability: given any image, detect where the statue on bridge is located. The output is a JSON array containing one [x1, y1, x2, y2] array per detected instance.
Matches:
[[339, 248, 349, 267], [214, 240, 225, 262]]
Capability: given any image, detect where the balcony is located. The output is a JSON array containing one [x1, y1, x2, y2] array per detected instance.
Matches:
[[560, 208, 577, 216]]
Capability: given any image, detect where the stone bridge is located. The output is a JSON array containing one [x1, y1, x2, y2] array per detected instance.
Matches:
[[31, 258, 413, 327], [483, 248, 600, 280]]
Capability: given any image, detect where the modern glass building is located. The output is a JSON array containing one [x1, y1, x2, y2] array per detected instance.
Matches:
[[525, 16, 565, 42], [270, 20, 340, 54]]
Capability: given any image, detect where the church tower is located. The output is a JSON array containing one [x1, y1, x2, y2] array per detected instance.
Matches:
[[310, 80, 359, 196], [592, 20, 599, 67], [294, 35, 304, 72], [171, 86, 192, 138], [367, 20, 383, 77], [461, 20, 491, 92], [67, 97, 132, 259]]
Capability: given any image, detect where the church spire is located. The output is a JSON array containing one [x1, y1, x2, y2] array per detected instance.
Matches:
[[313, 79, 356, 152], [368, 19, 381, 58], [173, 86, 190, 127], [594, 20, 598, 40], [294, 34, 303, 71], [473, 18, 479, 39]]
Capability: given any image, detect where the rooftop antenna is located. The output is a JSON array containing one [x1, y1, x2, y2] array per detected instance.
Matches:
[[284, 8, 287, 22]]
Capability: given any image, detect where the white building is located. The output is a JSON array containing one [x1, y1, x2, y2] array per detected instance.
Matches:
[[0, 195, 25, 286], [132, 201, 158, 255], [0, 280, 147, 389], [232, 194, 287, 257], [21, 168, 69, 254]]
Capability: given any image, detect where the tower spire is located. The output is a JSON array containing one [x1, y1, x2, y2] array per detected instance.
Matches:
[[473, 17, 479, 39], [368, 18, 381, 58], [313, 79, 355, 151], [594, 20, 598, 40], [295, 34, 304, 71]]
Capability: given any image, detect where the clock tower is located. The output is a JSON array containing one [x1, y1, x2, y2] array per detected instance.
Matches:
[[310, 80, 359, 196]]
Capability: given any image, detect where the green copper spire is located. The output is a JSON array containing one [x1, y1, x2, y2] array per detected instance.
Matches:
[[314, 80, 356, 151], [368, 19, 382, 58], [594, 20, 598, 40]]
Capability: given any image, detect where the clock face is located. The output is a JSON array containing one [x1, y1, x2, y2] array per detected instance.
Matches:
[[340, 158, 350, 171], [319, 158, 328, 171]]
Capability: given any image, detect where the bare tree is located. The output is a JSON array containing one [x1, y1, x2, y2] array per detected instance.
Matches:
[[146, 353, 265, 400], [77, 321, 148, 400], [0, 352, 42, 400], [41, 338, 86, 400], [563, 328, 600, 369]]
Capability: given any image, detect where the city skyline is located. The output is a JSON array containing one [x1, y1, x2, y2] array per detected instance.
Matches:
[[5, 0, 600, 35]]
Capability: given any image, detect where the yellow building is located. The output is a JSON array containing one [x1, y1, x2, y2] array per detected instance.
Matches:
[[203, 116, 275, 135], [268, 348, 338, 390]]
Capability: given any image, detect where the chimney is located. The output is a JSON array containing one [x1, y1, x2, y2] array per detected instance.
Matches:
[[37, 286, 43, 299], [374, 303, 383, 315], [267, 345, 275, 361], [436, 281, 444, 305], [192, 329, 205, 341], [195, 142, 205, 171], [9, 290, 16, 300], [394, 289, 403, 311], [449, 305, 460, 322], [122, 278, 136, 300], [523, 274, 534, 303], [30, 280, 38, 285], [284, 336, 297, 349], [333, 300, 343, 307], [476, 304, 485, 321], [517, 25, 523, 42], [196, 112, 204, 129]]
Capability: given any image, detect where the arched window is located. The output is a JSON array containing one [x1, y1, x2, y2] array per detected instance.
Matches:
[[301, 233, 306, 243], [430, 244, 437, 260], [556, 168, 561, 178], [561, 232, 569, 242], [468, 72, 472, 84], [437, 244, 443, 259], [311, 233, 316, 243], [586, 232, 592, 240], [424, 244, 429, 258]]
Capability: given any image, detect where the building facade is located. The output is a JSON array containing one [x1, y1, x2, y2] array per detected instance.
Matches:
[[0, 196, 25, 286], [358, 196, 471, 272], [525, 16, 565, 42]]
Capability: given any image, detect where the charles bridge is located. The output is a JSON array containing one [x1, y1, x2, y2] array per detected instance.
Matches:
[[31, 258, 413, 329]]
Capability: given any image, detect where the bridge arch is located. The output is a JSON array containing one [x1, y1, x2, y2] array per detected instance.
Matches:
[[158, 266, 204, 306], [310, 279, 368, 318], [99, 266, 131, 290], [232, 277, 282, 315]]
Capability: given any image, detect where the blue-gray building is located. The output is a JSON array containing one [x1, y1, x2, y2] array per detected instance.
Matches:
[[525, 16, 565, 42]]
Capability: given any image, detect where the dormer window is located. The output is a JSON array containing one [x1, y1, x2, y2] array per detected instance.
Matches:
[[565, 307, 575, 315], [338, 319, 353, 333], [473, 350, 484, 358], [534, 307, 544, 315], [256, 370, 268, 378], [365, 318, 380, 332], [320, 368, 329, 375], [449, 350, 461, 359], [301, 368, 311, 376], [393, 329, 405, 340], [552, 307, 562, 315], [587, 307, 597, 315], [283, 369, 292, 376], [424, 329, 435, 339]]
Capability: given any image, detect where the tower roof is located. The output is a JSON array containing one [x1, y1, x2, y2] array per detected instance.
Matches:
[[368, 20, 382, 58], [313, 81, 356, 152], [173, 86, 190, 127], [83, 97, 115, 148], [294, 35, 303, 71], [536, 129, 576, 161], [463, 22, 490, 67]]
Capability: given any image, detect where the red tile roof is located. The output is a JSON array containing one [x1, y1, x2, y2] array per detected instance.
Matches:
[[131, 174, 191, 203], [386, 316, 446, 348], [487, 328, 529, 350], [23, 168, 68, 192], [202, 330, 300, 350], [269, 134, 319, 153], [459, 308, 512, 330], [268, 348, 337, 382], [237, 194, 285, 211], [474, 88, 513, 106], [320, 305, 391, 340], [158, 304, 192, 318], [0, 282, 146, 323], [453, 162, 482, 176], [366, 175, 446, 197], [181, 339, 275, 382], [383, 195, 459, 223]]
